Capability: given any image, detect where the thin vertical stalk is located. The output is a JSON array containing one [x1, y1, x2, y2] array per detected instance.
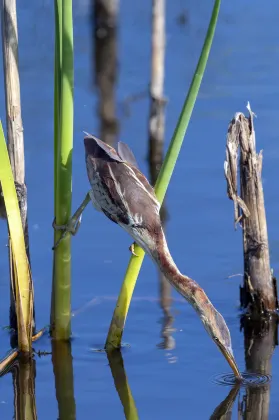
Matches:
[[106, 0, 221, 350], [51, 0, 74, 340], [1, 0, 33, 332], [148, 0, 166, 188], [147, 0, 172, 337], [148, 0, 166, 164]]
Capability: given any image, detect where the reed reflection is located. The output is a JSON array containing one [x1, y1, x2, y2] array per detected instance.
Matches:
[[11, 356, 37, 420], [147, 0, 175, 350], [157, 310, 175, 351], [52, 341, 76, 420], [149, 142, 175, 350], [238, 317, 277, 420], [91, 0, 119, 146], [210, 317, 277, 419], [148, 85, 174, 351], [107, 349, 139, 420]]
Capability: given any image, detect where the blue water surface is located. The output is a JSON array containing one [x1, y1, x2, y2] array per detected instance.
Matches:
[[0, 0, 279, 418]]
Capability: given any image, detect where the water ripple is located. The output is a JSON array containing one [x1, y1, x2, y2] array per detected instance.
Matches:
[[213, 372, 271, 387]]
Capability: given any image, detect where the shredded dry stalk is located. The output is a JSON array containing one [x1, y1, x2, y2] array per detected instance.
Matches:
[[224, 102, 278, 315]]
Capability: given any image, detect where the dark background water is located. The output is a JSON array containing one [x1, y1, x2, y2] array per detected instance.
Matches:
[[0, 0, 279, 418]]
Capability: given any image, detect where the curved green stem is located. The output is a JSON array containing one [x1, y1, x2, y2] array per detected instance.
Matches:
[[105, 0, 221, 350]]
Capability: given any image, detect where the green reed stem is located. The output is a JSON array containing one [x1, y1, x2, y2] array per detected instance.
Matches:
[[105, 0, 221, 350], [51, 0, 74, 340]]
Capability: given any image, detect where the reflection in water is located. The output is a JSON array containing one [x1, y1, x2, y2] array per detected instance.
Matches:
[[107, 350, 139, 419], [210, 384, 240, 420], [238, 317, 278, 420], [91, 0, 119, 146], [211, 317, 277, 419], [149, 142, 175, 351], [52, 341, 76, 420], [12, 356, 37, 420], [157, 311, 175, 351]]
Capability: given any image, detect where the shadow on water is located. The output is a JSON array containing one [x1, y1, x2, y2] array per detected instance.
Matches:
[[52, 341, 76, 420], [107, 349, 139, 420]]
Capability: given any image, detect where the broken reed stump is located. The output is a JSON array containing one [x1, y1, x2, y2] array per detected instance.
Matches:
[[224, 104, 278, 316], [1, 0, 34, 332]]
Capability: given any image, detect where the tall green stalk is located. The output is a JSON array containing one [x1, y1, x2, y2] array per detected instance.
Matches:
[[51, 0, 74, 340], [105, 0, 221, 350]]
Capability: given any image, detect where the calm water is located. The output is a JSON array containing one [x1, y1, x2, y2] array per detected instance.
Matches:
[[1, 0, 279, 418]]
